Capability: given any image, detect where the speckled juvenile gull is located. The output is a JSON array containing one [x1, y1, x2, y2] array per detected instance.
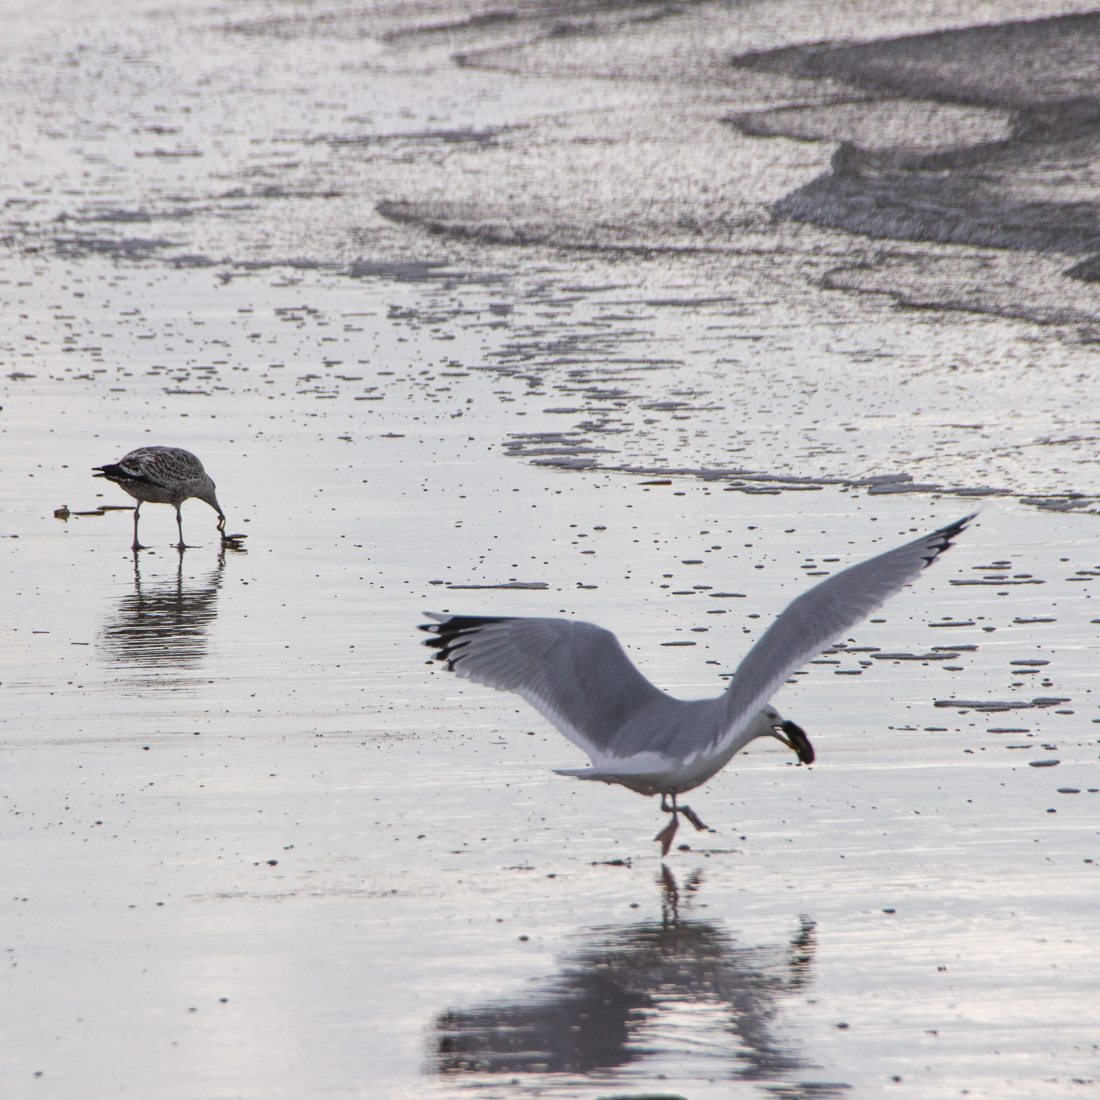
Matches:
[[93, 446, 225, 551], [421, 515, 974, 854]]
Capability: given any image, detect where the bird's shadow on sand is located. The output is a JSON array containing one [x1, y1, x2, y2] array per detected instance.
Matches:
[[429, 866, 845, 1096]]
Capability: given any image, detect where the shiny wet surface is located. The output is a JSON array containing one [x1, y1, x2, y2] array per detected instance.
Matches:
[[5, 278, 1099, 1096], [3, 2, 1100, 1098]]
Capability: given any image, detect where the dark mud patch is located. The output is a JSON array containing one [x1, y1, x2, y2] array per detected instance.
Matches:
[[212, 185, 344, 201], [732, 14, 1100, 264], [444, 581, 549, 590], [348, 258, 468, 283], [51, 236, 177, 260], [934, 697, 1070, 712], [776, 140, 1100, 256], [375, 198, 735, 255], [540, 463, 1096, 513], [316, 127, 514, 149], [732, 14, 1100, 109], [818, 252, 1100, 328]]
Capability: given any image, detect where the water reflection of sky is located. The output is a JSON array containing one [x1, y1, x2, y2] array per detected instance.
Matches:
[[2, 2, 1099, 1096], [432, 868, 843, 1097], [97, 549, 234, 689]]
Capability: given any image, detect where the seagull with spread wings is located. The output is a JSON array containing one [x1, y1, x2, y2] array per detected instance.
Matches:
[[421, 515, 973, 854]]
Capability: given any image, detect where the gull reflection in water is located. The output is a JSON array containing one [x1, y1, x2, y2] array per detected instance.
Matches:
[[432, 867, 844, 1097], [98, 547, 236, 688]]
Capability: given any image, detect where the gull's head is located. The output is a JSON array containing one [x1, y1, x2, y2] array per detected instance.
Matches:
[[198, 475, 224, 520], [759, 707, 815, 765]]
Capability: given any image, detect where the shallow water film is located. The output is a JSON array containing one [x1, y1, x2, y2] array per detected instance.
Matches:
[[3, 1, 1100, 1097]]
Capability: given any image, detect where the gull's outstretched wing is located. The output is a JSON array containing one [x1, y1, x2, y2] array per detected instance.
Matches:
[[420, 614, 670, 761], [713, 513, 975, 751]]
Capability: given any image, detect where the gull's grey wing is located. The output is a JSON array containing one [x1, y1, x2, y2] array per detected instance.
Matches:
[[714, 514, 975, 749], [420, 614, 670, 761]]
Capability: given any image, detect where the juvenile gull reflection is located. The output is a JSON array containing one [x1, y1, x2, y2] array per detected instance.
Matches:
[[432, 868, 841, 1095], [98, 549, 229, 687]]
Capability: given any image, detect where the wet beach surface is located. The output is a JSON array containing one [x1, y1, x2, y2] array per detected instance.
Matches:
[[3, 2, 1100, 1097]]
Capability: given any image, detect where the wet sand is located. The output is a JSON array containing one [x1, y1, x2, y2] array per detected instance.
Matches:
[[3, 2, 1100, 1098]]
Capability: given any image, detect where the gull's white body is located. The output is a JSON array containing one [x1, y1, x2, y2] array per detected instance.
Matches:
[[554, 705, 786, 796], [422, 515, 973, 802]]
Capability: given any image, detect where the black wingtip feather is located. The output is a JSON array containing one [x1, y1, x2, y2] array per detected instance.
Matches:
[[420, 615, 513, 668], [919, 512, 977, 568], [92, 462, 159, 487]]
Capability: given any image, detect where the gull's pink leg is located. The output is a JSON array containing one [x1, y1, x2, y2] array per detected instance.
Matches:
[[655, 815, 679, 856], [655, 791, 681, 856]]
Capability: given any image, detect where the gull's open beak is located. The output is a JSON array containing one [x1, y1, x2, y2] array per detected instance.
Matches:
[[772, 719, 815, 765]]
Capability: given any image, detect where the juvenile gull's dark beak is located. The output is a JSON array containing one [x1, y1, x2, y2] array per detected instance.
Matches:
[[774, 719, 814, 765]]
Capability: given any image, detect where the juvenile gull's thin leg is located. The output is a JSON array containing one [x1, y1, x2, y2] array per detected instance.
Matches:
[[175, 504, 186, 550], [131, 503, 145, 552]]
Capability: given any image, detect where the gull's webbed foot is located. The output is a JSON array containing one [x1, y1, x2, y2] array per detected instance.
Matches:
[[680, 805, 709, 832]]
